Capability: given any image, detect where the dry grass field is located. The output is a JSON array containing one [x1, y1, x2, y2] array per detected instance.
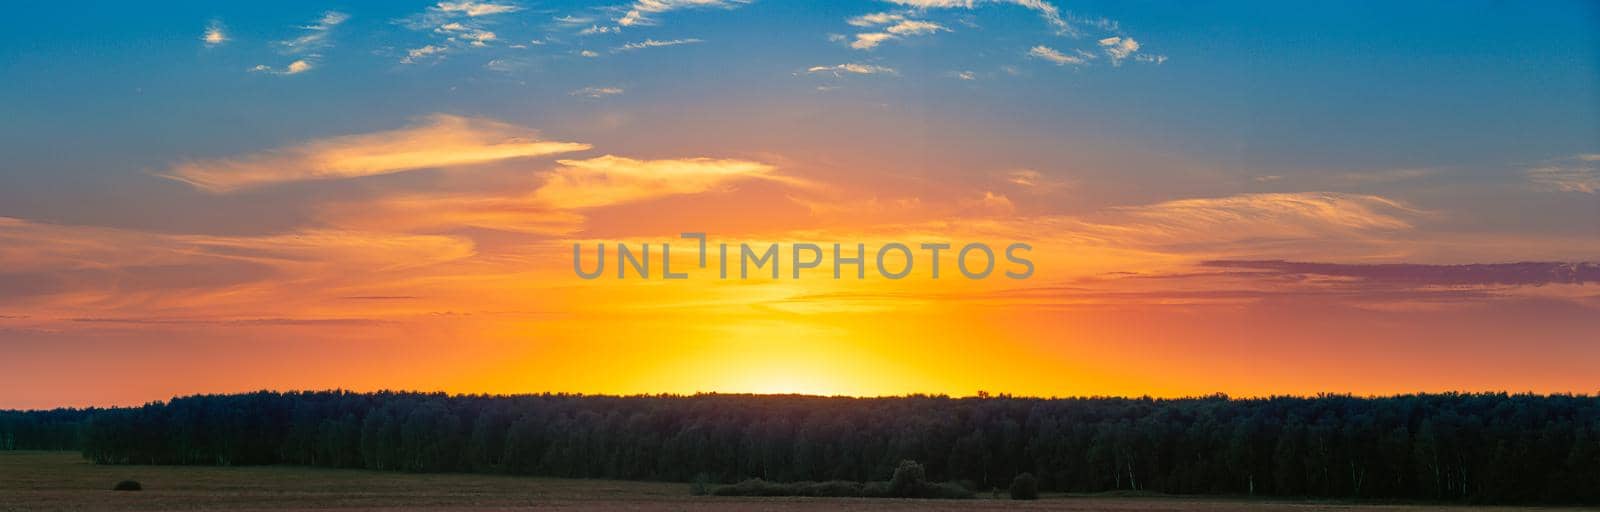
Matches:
[[0, 451, 1585, 512]]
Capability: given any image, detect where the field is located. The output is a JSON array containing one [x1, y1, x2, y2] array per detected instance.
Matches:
[[0, 451, 1584, 512]]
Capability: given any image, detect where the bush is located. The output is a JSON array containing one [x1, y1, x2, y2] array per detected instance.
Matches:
[[888, 460, 927, 497], [112, 480, 142, 491], [801, 480, 863, 497], [1009, 472, 1039, 500]]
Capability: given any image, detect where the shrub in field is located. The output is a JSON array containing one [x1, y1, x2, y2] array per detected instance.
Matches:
[[888, 459, 927, 497], [112, 480, 142, 491], [1009, 472, 1039, 500], [801, 480, 864, 497]]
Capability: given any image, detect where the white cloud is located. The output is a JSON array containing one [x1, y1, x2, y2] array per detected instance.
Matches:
[[806, 63, 897, 76], [402, 45, 447, 64], [886, 19, 945, 35], [618, 0, 752, 27], [202, 20, 227, 47], [1027, 45, 1086, 66], [955, 70, 976, 80], [435, 1, 522, 17], [848, 12, 905, 27], [462, 30, 496, 46], [845, 13, 946, 50], [851, 33, 895, 50], [571, 86, 624, 98], [579, 50, 600, 58], [249, 60, 314, 75], [254, 11, 346, 75], [277, 11, 347, 55], [401, 1, 517, 62], [578, 24, 617, 35], [883, 0, 1073, 35], [1099, 36, 1137, 64], [614, 38, 704, 52]]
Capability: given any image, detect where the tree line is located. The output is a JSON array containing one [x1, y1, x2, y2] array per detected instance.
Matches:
[[2, 391, 1597, 503]]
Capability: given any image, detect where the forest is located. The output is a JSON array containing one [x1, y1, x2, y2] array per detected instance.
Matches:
[[2, 391, 1596, 504]]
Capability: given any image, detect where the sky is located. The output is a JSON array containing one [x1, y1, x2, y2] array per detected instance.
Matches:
[[1, 0, 1598, 409]]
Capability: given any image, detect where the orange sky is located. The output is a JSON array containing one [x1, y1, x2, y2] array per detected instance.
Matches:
[[2, 114, 1598, 408]]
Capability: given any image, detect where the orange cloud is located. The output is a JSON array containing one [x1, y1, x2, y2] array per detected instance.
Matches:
[[162, 115, 591, 192], [532, 155, 787, 209]]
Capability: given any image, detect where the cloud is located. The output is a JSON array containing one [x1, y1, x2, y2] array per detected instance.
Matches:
[[1028, 45, 1086, 65], [955, 70, 976, 80], [532, 155, 780, 209], [277, 11, 348, 55], [614, 38, 704, 52], [618, 0, 752, 27], [435, 1, 521, 17], [402, 45, 448, 64], [1526, 155, 1599, 193], [851, 33, 896, 50], [1201, 260, 1600, 287], [578, 25, 617, 35], [162, 115, 592, 192], [1105, 192, 1418, 238], [886, 19, 946, 36], [1098, 36, 1138, 64], [1096, 36, 1164, 65], [253, 11, 346, 74], [320, 195, 588, 235], [249, 60, 313, 75], [202, 20, 227, 47], [845, 13, 947, 50], [0, 217, 474, 313], [805, 63, 897, 76], [401, 1, 518, 63], [884, 0, 1073, 35], [580, 50, 600, 58], [848, 12, 905, 27], [571, 86, 624, 98]]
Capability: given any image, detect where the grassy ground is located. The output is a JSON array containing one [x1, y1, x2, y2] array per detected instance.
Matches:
[[0, 451, 1583, 511]]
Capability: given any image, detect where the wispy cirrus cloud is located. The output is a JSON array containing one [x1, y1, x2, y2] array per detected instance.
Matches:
[[613, 38, 703, 52], [319, 154, 792, 232], [252, 11, 347, 75], [617, 0, 752, 27], [162, 115, 591, 192], [533, 155, 782, 209], [1027, 45, 1089, 65], [805, 63, 897, 76], [0, 217, 474, 314], [1202, 260, 1600, 287], [571, 86, 624, 98], [1526, 155, 1600, 193]]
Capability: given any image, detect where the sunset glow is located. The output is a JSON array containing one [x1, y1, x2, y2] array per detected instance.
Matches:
[[1, 1, 1597, 409]]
